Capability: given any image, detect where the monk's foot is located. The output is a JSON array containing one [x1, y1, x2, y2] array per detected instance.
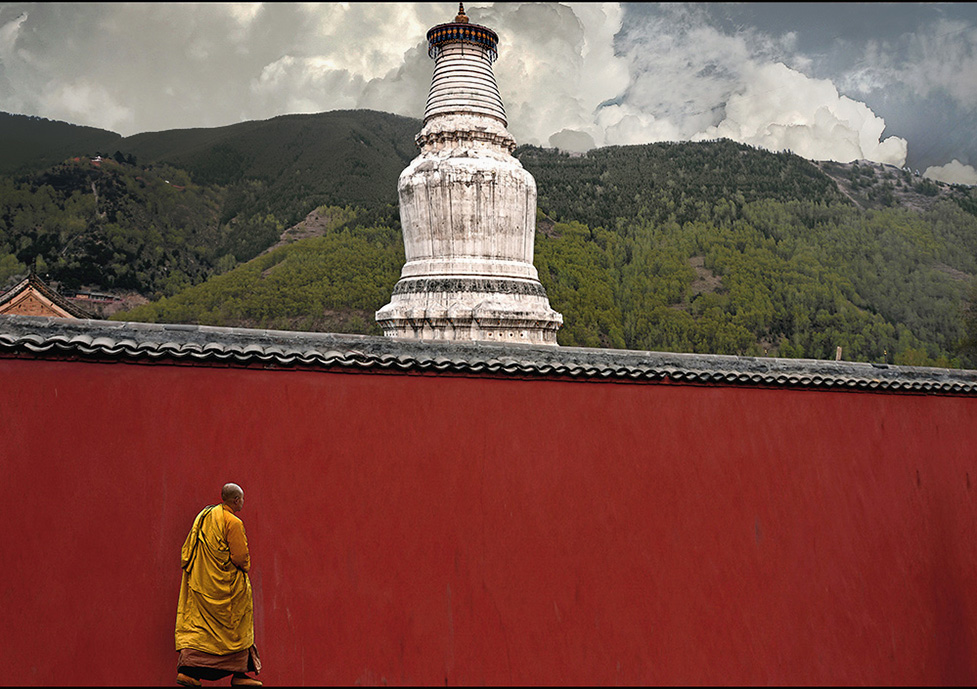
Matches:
[[231, 674, 262, 687], [176, 673, 202, 687]]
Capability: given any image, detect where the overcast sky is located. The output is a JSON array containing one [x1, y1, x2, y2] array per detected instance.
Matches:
[[1, 2, 975, 184]]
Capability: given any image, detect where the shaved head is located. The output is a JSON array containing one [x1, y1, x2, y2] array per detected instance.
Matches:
[[222, 483, 243, 502]]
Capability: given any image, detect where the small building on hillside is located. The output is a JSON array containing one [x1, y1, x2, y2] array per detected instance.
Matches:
[[0, 270, 91, 319]]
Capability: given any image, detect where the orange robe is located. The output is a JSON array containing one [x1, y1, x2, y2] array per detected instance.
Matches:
[[175, 504, 254, 655]]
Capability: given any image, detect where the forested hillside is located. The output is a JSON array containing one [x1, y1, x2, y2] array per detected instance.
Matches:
[[0, 110, 417, 293], [120, 111, 419, 259], [517, 144, 977, 365], [519, 140, 849, 228], [3, 111, 977, 366], [0, 156, 224, 295], [119, 206, 402, 335], [0, 113, 121, 175]]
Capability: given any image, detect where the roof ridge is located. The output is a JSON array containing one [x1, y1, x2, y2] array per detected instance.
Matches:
[[0, 273, 92, 318], [2, 314, 976, 394]]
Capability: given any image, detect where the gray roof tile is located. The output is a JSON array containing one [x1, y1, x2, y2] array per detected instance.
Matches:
[[2, 313, 977, 394]]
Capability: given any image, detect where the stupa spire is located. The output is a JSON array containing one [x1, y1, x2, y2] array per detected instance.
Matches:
[[375, 4, 563, 345]]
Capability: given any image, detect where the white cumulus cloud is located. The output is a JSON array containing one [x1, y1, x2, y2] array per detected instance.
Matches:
[[924, 160, 977, 187], [695, 62, 907, 165], [485, 1, 629, 150], [0, 2, 964, 172], [602, 5, 907, 165]]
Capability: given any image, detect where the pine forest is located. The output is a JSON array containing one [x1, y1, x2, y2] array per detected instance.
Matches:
[[2, 110, 977, 368]]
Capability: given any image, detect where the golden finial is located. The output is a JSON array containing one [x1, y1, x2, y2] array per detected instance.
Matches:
[[455, 2, 469, 23]]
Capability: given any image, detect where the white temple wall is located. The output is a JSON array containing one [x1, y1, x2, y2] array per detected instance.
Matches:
[[425, 43, 505, 122], [398, 154, 538, 271]]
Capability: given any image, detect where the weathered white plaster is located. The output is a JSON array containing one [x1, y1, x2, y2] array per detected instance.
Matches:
[[425, 43, 507, 123], [376, 13, 562, 345]]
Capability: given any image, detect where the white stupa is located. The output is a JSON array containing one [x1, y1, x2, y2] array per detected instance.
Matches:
[[376, 3, 563, 345]]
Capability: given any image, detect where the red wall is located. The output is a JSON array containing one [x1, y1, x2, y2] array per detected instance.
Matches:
[[1, 357, 976, 685]]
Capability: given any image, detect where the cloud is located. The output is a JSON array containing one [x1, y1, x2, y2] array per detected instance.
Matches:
[[227, 3, 262, 27], [924, 159, 977, 187], [694, 62, 907, 165], [0, 11, 26, 56], [548, 128, 596, 153], [38, 79, 134, 133], [248, 2, 631, 152], [604, 5, 907, 165], [603, 4, 800, 143], [0, 2, 951, 172], [250, 56, 367, 114], [470, 2, 630, 148], [854, 19, 977, 113]]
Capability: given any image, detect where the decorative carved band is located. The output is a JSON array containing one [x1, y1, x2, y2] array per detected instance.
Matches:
[[427, 22, 499, 62], [415, 128, 516, 153], [392, 277, 549, 298]]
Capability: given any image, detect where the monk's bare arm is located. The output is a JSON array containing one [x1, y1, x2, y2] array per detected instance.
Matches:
[[226, 518, 251, 572]]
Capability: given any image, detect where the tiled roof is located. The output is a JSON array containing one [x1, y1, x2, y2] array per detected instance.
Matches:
[[2, 314, 977, 394], [0, 272, 92, 318]]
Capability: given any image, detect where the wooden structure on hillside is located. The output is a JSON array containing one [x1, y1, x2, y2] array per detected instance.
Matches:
[[0, 270, 90, 319]]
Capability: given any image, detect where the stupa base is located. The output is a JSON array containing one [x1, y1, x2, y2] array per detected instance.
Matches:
[[376, 293, 562, 345]]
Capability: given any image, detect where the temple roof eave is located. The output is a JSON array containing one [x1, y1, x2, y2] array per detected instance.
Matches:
[[427, 21, 499, 61], [0, 273, 91, 319], [3, 314, 977, 394]]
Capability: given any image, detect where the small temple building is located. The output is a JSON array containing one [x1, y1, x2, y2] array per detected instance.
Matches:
[[0, 269, 90, 319], [376, 3, 563, 344]]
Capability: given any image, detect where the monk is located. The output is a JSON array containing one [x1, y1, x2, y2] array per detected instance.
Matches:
[[175, 483, 262, 687]]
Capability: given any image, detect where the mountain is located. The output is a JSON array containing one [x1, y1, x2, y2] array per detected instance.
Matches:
[[518, 140, 849, 228], [3, 110, 977, 366], [815, 159, 976, 214], [0, 155, 225, 295], [0, 110, 418, 297], [0, 112, 122, 175], [1, 109, 419, 261], [118, 205, 403, 336], [121, 110, 420, 213]]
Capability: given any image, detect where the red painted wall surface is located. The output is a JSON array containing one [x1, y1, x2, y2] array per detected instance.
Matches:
[[1, 357, 976, 685]]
